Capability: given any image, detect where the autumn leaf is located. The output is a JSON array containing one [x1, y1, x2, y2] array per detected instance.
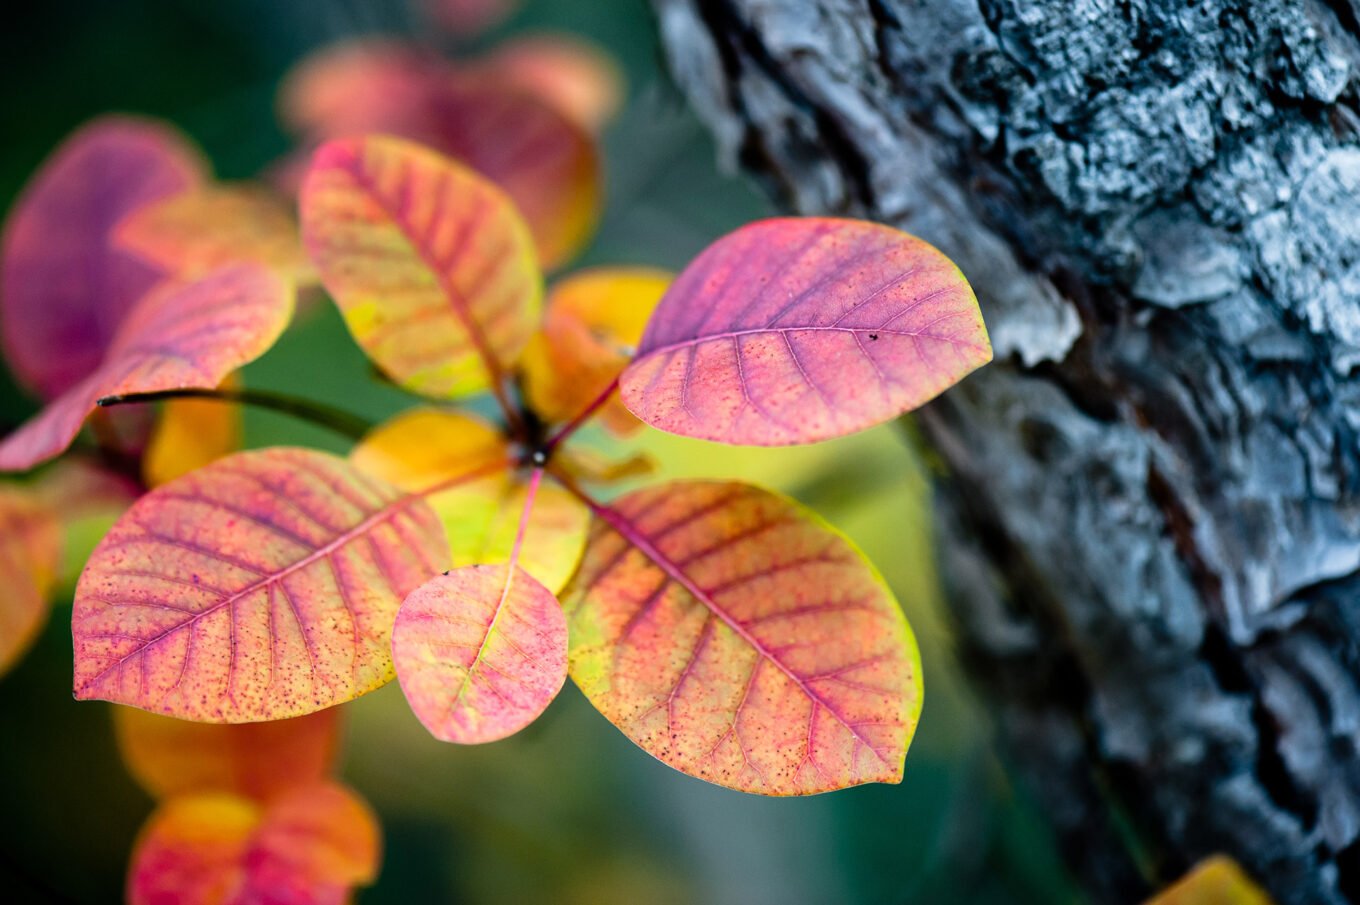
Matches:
[[350, 408, 588, 594], [553, 445, 657, 486], [479, 34, 624, 132], [114, 705, 341, 802], [1145, 856, 1275, 905], [115, 184, 313, 282], [0, 116, 204, 400], [424, 0, 519, 37], [522, 267, 672, 435], [71, 447, 448, 721], [300, 135, 541, 401], [0, 264, 293, 472], [282, 43, 600, 269], [620, 217, 991, 445], [28, 457, 141, 586], [128, 782, 380, 905], [393, 565, 567, 743], [141, 378, 243, 488], [564, 480, 922, 795], [0, 486, 62, 677]]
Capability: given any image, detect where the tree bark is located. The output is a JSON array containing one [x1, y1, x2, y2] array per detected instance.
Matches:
[[648, 1, 1360, 902]]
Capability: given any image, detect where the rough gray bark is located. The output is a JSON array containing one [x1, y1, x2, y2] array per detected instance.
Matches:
[[649, 1, 1360, 901]]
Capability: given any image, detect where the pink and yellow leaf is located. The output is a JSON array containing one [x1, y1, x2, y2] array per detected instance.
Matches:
[[564, 480, 922, 795], [393, 565, 567, 743], [71, 447, 447, 722], [282, 44, 600, 269], [620, 217, 990, 446], [115, 184, 313, 283], [0, 264, 293, 472], [300, 135, 541, 399], [128, 782, 380, 905]]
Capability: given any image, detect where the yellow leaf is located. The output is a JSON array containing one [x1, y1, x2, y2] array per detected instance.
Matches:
[[142, 387, 242, 488], [350, 408, 588, 592], [522, 267, 672, 434], [1145, 855, 1275, 905]]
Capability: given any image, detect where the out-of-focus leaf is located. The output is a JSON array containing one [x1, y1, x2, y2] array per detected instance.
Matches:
[[300, 135, 540, 399], [620, 217, 991, 446], [564, 480, 922, 795], [1145, 856, 1275, 905], [127, 782, 380, 905], [142, 378, 242, 488], [72, 447, 447, 721], [479, 34, 625, 132], [393, 565, 567, 743], [31, 458, 141, 518], [115, 184, 313, 282], [0, 116, 205, 399], [424, 0, 519, 37], [0, 486, 62, 676], [350, 409, 587, 593], [522, 267, 671, 434], [28, 457, 141, 585], [281, 43, 600, 269], [0, 264, 293, 472], [554, 445, 657, 485], [114, 706, 340, 802]]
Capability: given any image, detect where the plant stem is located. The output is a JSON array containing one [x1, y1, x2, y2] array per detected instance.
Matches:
[[541, 377, 620, 456], [507, 466, 545, 567], [95, 387, 374, 441]]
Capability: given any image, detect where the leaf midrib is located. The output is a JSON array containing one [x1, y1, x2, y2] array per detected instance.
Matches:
[[589, 502, 893, 768]]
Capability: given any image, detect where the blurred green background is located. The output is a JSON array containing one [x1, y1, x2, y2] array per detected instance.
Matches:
[[0, 2, 1079, 902]]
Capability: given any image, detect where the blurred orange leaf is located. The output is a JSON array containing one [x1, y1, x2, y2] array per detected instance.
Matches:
[[522, 267, 672, 434], [565, 481, 922, 794], [0, 264, 293, 472], [350, 409, 587, 593], [393, 565, 567, 743], [480, 34, 625, 132], [72, 447, 448, 721], [0, 486, 62, 676], [128, 782, 380, 905], [114, 706, 341, 802], [1145, 856, 1274, 905], [300, 135, 541, 400], [115, 184, 313, 283]]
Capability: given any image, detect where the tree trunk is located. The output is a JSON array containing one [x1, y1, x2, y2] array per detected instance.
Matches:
[[648, 1, 1360, 901]]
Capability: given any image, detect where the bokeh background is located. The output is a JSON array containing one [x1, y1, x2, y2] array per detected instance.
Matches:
[[0, 2, 1080, 902]]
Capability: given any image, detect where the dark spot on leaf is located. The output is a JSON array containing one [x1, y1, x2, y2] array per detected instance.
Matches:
[[868, 333, 878, 341]]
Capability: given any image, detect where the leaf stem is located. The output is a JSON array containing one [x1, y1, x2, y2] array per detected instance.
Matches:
[[541, 377, 620, 456], [507, 466, 545, 570], [95, 387, 374, 441]]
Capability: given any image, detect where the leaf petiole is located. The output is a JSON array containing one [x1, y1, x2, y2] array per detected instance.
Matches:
[[540, 377, 620, 457], [96, 387, 374, 441]]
